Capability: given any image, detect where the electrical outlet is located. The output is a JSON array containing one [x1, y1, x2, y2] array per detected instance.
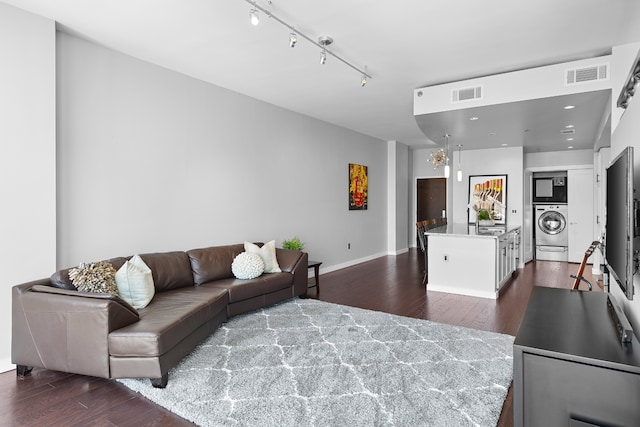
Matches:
[[348, 243, 351, 250], [444, 255, 448, 261]]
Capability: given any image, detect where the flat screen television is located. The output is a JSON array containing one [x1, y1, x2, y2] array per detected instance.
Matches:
[[605, 146, 636, 300]]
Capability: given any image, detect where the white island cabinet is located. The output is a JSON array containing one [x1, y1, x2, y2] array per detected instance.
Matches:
[[425, 224, 521, 299]]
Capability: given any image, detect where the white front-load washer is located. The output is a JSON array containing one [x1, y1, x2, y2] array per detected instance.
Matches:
[[535, 204, 569, 261]]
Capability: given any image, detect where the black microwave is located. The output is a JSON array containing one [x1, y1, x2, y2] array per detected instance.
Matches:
[[533, 176, 567, 203]]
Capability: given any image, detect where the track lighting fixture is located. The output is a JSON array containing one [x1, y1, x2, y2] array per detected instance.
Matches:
[[318, 36, 332, 65], [242, 0, 371, 85], [320, 49, 327, 65], [617, 56, 640, 109], [249, 7, 259, 25]]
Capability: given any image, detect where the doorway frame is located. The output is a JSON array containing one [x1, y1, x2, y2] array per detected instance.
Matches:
[[412, 176, 448, 248]]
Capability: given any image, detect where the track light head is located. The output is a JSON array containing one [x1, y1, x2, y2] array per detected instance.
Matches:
[[289, 32, 297, 48], [249, 8, 259, 25], [318, 36, 332, 65], [361, 66, 368, 87], [320, 49, 327, 65], [626, 77, 637, 97]]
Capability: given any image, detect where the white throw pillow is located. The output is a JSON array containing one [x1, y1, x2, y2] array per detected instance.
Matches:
[[115, 254, 155, 309], [244, 240, 281, 273], [232, 252, 265, 280]]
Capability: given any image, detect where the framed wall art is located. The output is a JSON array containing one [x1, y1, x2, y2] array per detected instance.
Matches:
[[468, 174, 507, 224], [349, 163, 368, 210]]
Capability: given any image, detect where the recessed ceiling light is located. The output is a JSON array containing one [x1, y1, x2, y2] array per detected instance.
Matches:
[[568, 146, 574, 149], [564, 105, 575, 110], [567, 137, 574, 141], [469, 117, 479, 121], [501, 143, 508, 147], [565, 124, 574, 128], [488, 132, 496, 136]]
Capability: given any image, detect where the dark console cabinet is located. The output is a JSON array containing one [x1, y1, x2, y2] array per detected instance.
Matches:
[[513, 287, 640, 426]]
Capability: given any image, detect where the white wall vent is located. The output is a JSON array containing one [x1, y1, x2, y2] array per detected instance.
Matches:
[[451, 85, 483, 103], [565, 63, 609, 85]]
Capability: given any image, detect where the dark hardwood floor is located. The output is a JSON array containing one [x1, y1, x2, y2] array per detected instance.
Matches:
[[2, 249, 599, 426]]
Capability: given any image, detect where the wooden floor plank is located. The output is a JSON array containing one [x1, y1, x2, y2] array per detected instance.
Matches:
[[2, 250, 599, 426]]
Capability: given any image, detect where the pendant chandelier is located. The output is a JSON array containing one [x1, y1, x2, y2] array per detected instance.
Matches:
[[430, 134, 451, 178]]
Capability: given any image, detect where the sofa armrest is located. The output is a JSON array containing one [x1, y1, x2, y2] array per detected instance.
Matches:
[[275, 249, 309, 297], [12, 281, 139, 378]]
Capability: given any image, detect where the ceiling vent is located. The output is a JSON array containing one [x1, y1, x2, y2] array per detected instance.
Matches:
[[452, 85, 482, 103], [560, 129, 575, 135], [565, 63, 609, 86]]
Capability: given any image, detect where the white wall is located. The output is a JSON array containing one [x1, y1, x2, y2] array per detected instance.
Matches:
[[395, 143, 409, 253], [524, 149, 594, 170], [0, 4, 56, 372], [56, 32, 388, 272], [451, 146, 524, 229], [609, 92, 640, 333]]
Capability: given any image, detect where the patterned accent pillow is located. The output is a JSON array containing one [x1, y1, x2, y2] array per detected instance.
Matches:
[[68, 261, 119, 296], [232, 252, 265, 280]]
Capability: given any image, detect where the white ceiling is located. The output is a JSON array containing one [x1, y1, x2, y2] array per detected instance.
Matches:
[[4, 0, 640, 151]]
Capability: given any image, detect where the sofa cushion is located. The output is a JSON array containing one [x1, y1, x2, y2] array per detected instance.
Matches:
[[139, 251, 193, 292], [207, 272, 292, 303], [108, 284, 229, 357], [115, 255, 155, 309], [187, 244, 244, 285], [245, 240, 281, 273], [50, 257, 128, 290]]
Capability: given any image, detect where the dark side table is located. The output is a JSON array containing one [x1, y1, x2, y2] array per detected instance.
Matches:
[[307, 261, 322, 293]]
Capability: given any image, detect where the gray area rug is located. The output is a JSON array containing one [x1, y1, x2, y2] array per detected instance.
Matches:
[[118, 298, 514, 426]]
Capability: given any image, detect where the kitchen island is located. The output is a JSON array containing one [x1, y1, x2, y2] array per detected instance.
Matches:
[[425, 223, 521, 299]]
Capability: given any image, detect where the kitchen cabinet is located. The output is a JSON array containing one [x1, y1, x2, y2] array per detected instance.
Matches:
[[426, 225, 521, 299]]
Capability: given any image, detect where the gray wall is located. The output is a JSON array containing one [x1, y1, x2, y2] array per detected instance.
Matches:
[[56, 32, 388, 271], [0, 3, 56, 372]]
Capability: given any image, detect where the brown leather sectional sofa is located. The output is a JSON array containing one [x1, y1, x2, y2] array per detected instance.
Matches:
[[11, 243, 308, 388]]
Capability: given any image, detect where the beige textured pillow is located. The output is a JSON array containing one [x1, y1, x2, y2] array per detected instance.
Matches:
[[69, 261, 119, 296], [244, 240, 281, 273], [115, 254, 155, 309]]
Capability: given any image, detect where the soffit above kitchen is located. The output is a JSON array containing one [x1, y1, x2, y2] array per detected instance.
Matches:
[[414, 57, 613, 153]]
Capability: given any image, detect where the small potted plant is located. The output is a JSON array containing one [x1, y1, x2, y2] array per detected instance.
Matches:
[[476, 209, 495, 226], [282, 236, 304, 251]]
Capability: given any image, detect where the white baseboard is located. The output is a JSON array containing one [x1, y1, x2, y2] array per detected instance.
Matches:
[[427, 284, 498, 300], [0, 358, 13, 373], [388, 247, 409, 256], [309, 252, 388, 277]]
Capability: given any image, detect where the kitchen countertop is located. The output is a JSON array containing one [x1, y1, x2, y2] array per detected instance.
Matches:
[[425, 223, 521, 238]]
